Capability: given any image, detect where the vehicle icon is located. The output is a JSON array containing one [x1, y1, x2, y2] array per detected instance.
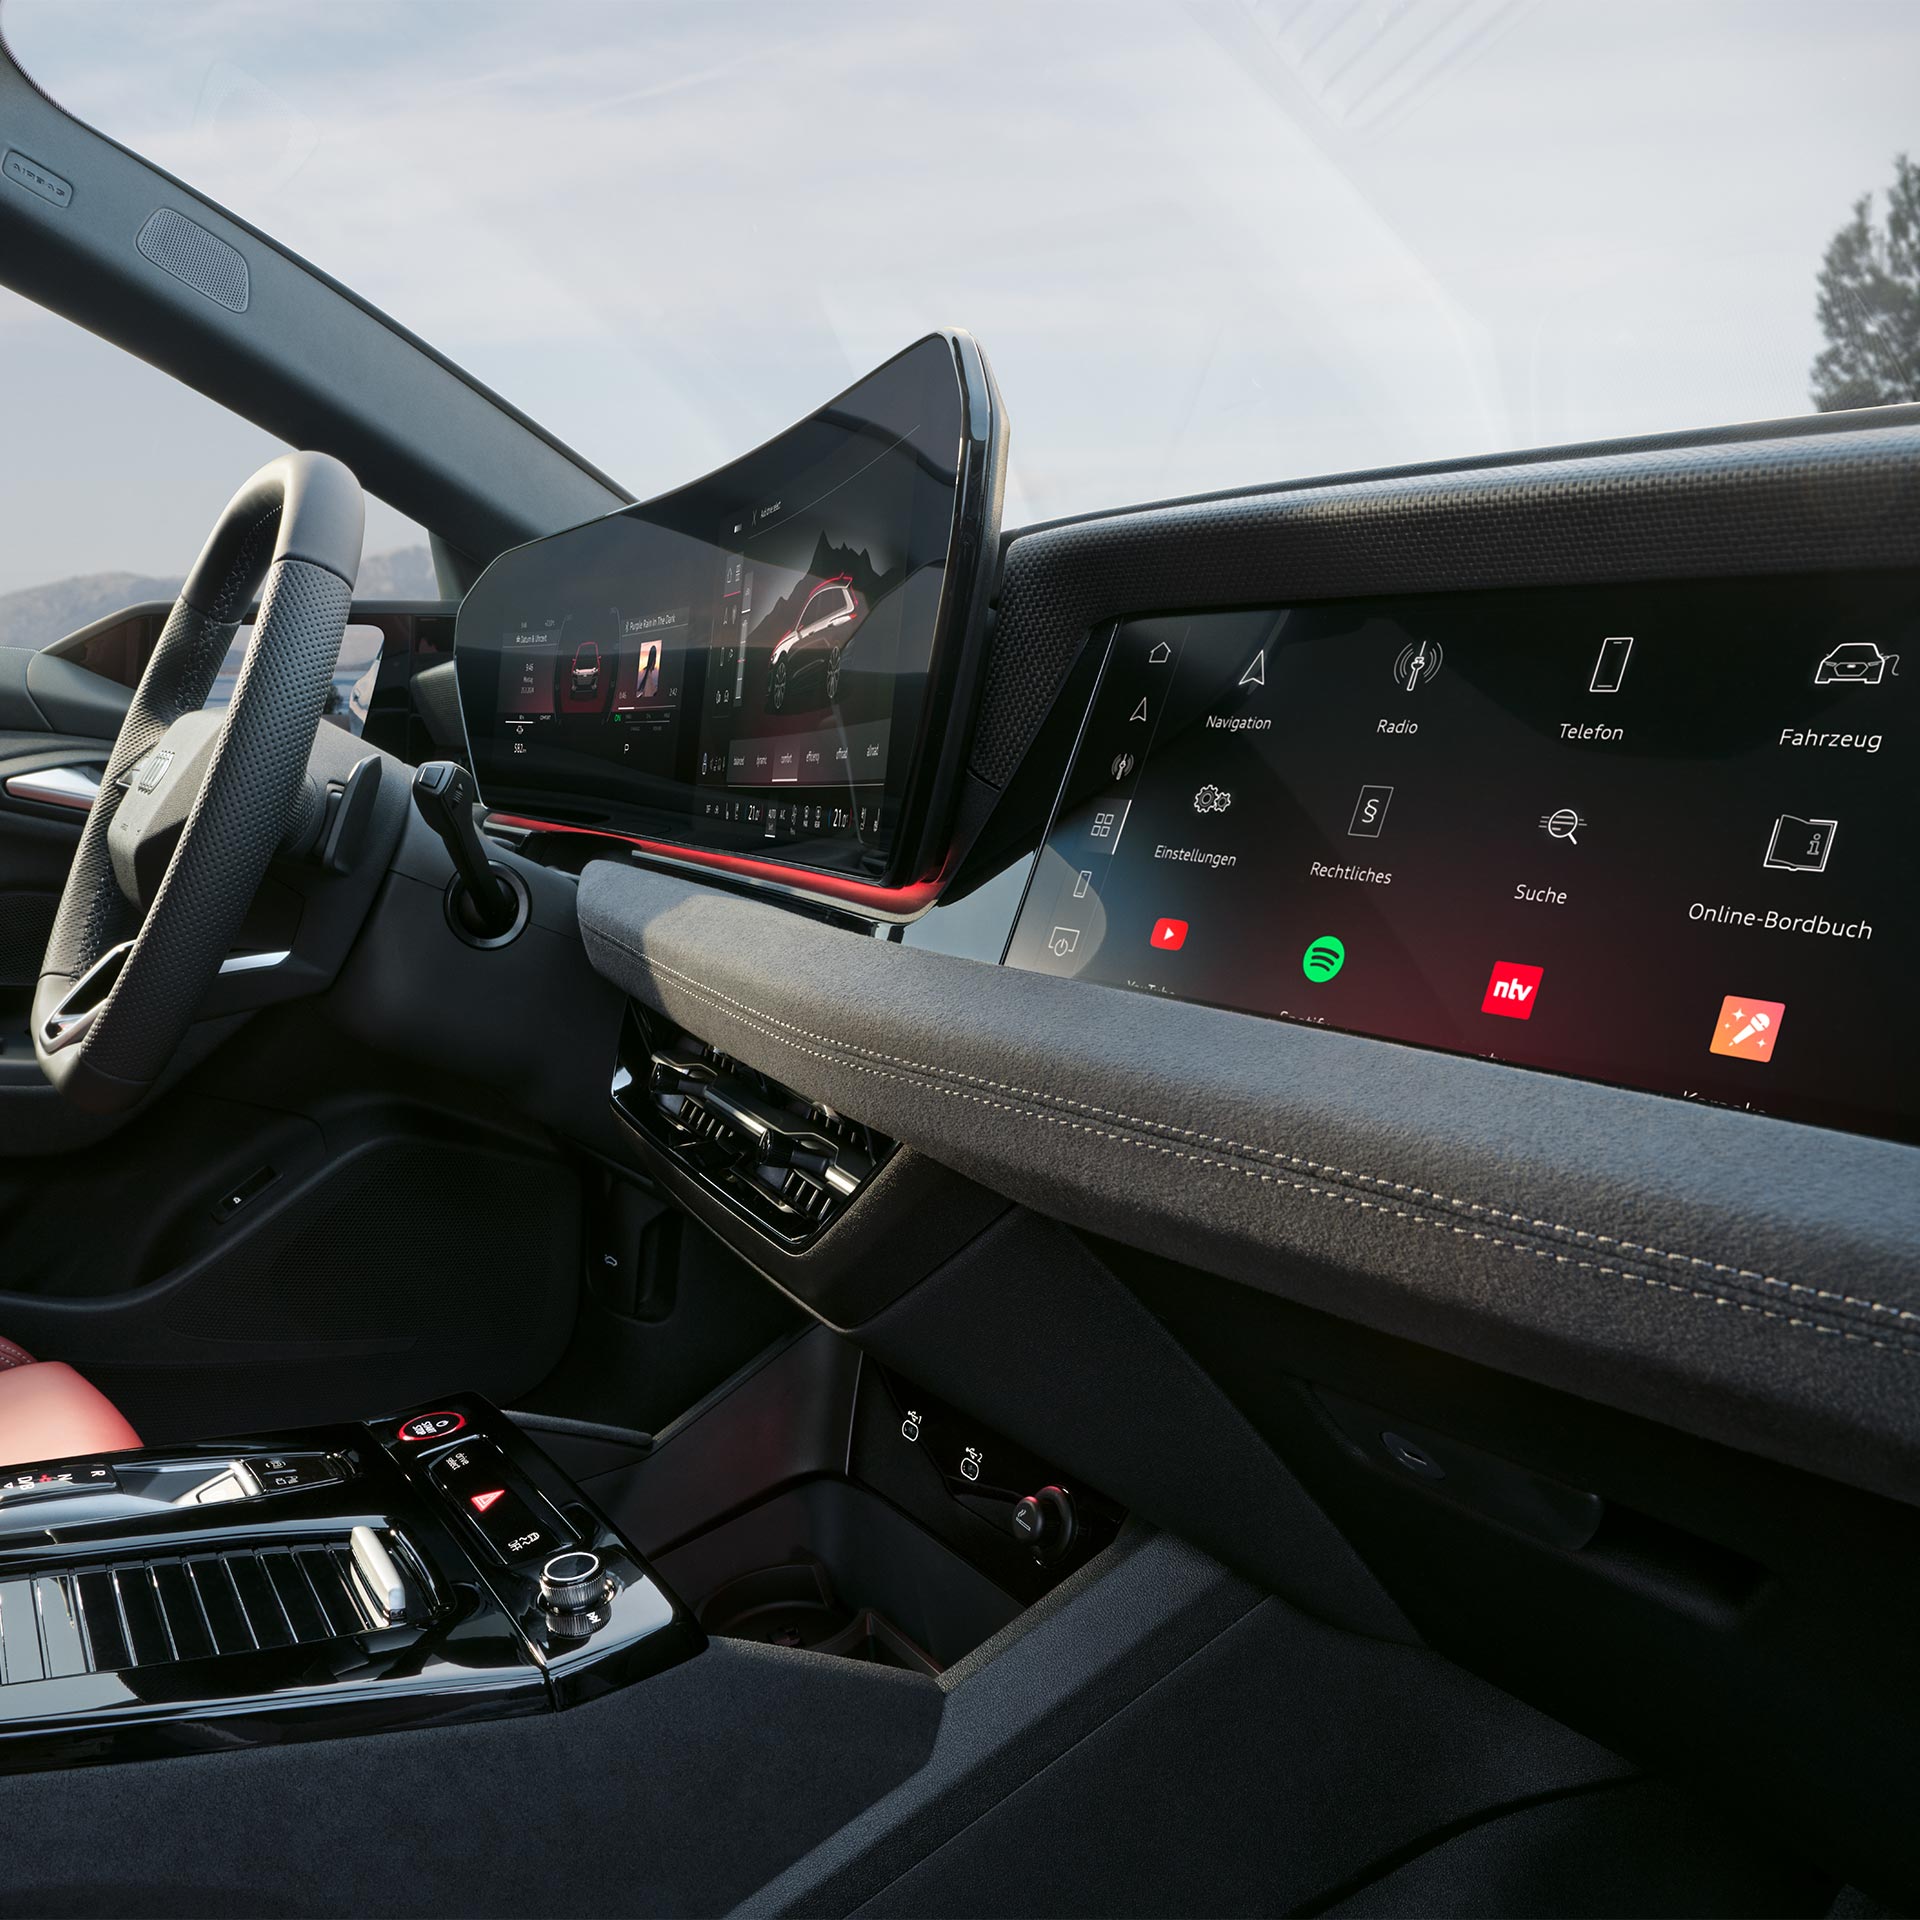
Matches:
[[1813, 641, 1898, 685], [569, 640, 602, 696], [767, 576, 861, 712]]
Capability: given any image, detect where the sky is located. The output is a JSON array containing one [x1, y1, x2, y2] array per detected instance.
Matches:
[[1, 0, 1915, 597]]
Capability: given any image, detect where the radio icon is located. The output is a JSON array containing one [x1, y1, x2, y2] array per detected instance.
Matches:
[[1392, 639, 1443, 693]]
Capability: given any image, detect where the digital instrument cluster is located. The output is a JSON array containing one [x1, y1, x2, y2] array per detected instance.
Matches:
[[455, 335, 1003, 887], [1005, 574, 1920, 1145]]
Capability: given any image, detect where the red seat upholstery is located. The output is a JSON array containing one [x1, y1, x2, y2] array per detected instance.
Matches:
[[0, 1340, 141, 1468]]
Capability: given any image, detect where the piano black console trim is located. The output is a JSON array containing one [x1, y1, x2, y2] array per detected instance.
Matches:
[[0, 1394, 700, 1772]]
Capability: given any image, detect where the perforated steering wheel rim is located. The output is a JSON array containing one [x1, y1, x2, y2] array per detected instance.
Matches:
[[32, 452, 364, 1113]]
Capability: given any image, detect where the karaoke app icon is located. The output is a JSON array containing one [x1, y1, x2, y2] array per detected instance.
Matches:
[[1708, 995, 1787, 1064]]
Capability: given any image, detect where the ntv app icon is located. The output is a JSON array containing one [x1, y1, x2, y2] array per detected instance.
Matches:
[[1481, 961, 1544, 1020]]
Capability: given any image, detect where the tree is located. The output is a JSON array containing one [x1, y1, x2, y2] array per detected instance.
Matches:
[[1811, 154, 1920, 411]]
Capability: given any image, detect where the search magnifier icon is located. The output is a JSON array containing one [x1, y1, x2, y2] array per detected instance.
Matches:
[[1540, 807, 1585, 845]]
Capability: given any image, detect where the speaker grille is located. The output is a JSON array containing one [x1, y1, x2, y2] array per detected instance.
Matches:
[[136, 209, 250, 313]]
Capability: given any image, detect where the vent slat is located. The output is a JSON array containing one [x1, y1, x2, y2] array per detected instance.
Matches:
[[0, 1579, 44, 1684], [264, 1552, 327, 1642], [34, 1576, 87, 1679], [187, 1557, 256, 1655], [299, 1548, 367, 1638], [74, 1570, 129, 1671], [153, 1562, 215, 1662], [115, 1566, 174, 1666], [228, 1554, 294, 1650]]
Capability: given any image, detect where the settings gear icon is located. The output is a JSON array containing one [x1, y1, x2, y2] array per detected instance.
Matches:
[[1192, 783, 1232, 814]]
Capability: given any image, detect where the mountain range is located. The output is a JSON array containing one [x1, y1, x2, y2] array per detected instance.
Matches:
[[0, 545, 440, 649]]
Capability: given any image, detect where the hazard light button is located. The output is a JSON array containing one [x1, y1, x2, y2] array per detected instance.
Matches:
[[426, 1438, 572, 1565]]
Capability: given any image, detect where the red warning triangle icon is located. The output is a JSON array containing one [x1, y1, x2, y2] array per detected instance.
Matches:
[[470, 1488, 506, 1513]]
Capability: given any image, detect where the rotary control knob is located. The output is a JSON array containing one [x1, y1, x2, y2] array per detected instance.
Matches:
[[1011, 1485, 1076, 1564], [537, 1549, 613, 1629]]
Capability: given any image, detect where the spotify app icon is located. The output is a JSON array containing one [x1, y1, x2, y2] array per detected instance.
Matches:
[[1302, 936, 1346, 983]]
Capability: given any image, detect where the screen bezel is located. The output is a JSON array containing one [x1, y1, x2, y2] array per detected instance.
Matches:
[[452, 332, 1004, 895]]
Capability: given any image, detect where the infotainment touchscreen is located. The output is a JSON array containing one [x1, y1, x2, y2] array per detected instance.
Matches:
[[1005, 575, 1920, 1146], [454, 334, 1002, 888]]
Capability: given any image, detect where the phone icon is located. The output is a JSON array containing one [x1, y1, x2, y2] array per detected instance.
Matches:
[[1589, 636, 1634, 693]]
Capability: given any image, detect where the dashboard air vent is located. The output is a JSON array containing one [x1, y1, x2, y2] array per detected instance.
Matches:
[[612, 1007, 891, 1245]]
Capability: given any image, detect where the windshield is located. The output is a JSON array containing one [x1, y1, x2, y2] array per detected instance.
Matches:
[[8, 1, 1917, 526]]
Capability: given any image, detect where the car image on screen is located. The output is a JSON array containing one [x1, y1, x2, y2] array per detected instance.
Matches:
[[766, 575, 861, 713]]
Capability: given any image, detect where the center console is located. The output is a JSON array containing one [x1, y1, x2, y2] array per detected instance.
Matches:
[[0, 1396, 698, 1772]]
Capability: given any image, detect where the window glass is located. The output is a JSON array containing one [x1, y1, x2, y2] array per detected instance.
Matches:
[[6, 0, 1916, 530], [0, 285, 431, 652]]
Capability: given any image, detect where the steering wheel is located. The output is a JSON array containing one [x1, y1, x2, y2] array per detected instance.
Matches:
[[33, 452, 364, 1113]]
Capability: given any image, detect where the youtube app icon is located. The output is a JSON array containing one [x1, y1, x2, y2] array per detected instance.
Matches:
[[1151, 918, 1189, 952]]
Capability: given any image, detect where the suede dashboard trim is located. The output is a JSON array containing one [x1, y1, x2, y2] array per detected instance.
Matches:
[[577, 860, 1920, 1509]]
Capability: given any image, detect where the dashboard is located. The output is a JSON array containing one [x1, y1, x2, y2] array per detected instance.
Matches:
[[455, 333, 1003, 888], [480, 341, 1920, 1165], [443, 359, 1920, 1522], [1004, 575, 1919, 1147], [393, 382, 1920, 1897]]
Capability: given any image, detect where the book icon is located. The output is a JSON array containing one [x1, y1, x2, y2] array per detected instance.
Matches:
[[1763, 815, 1837, 873]]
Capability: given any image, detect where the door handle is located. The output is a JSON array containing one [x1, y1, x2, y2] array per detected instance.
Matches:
[[3, 765, 102, 812]]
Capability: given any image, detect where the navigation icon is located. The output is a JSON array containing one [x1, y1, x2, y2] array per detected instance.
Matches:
[[1239, 650, 1267, 689], [1130, 698, 1149, 723]]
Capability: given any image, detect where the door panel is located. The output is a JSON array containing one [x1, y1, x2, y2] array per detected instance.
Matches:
[[0, 1087, 582, 1442]]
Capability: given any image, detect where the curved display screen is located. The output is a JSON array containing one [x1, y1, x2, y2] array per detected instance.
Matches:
[[1006, 575, 1920, 1146], [455, 335, 999, 885]]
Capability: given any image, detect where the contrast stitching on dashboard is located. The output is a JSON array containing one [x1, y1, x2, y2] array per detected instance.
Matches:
[[604, 942, 1920, 1350], [636, 963, 1910, 1358]]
